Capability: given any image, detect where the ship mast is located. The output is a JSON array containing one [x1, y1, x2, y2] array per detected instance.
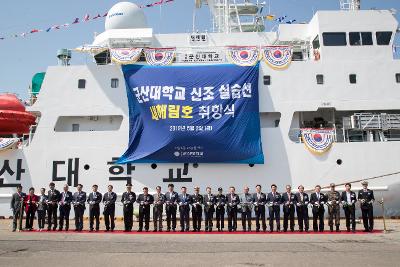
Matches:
[[196, 0, 266, 33]]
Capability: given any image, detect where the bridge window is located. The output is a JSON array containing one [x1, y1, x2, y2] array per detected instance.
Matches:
[[349, 74, 357, 84], [72, 124, 80, 132], [111, 78, 119, 88], [54, 115, 123, 132], [322, 32, 347, 46], [376, 31, 392, 45], [349, 32, 373, 46], [316, 74, 324, 85], [78, 79, 86, 89], [396, 73, 400, 83], [263, 75, 271, 85], [260, 112, 281, 128], [312, 35, 320, 49]]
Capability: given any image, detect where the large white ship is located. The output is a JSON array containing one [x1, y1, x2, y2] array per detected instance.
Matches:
[[1, 0, 400, 217]]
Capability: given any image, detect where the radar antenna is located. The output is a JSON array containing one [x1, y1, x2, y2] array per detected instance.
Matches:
[[197, 0, 266, 33]]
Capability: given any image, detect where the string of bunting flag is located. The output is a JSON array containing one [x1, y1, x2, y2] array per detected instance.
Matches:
[[75, 45, 293, 69], [265, 15, 297, 24], [227, 46, 293, 69], [0, 0, 174, 41]]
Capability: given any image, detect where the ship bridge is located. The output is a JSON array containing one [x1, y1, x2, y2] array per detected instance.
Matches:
[[86, 1, 398, 66]]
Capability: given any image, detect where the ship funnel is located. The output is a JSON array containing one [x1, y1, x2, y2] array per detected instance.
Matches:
[[57, 49, 71, 66], [340, 0, 361, 10]]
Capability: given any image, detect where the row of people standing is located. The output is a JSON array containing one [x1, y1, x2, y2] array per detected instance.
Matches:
[[10, 181, 375, 233]]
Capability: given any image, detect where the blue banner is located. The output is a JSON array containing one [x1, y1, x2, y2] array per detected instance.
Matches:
[[118, 64, 264, 164]]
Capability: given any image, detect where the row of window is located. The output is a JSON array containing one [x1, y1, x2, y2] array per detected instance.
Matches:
[[78, 78, 119, 89], [263, 73, 400, 85], [320, 31, 392, 47]]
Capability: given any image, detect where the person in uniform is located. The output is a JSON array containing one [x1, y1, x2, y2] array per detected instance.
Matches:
[[295, 185, 310, 232], [121, 183, 136, 232], [72, 184, 86, 231], [226, 186, 240, 232], [326, 183, 341, 232], [58, 184, 73, 231], [282, 185, 296, 232], [310, 185, 326, 232], [47, 182, 61, 231], [358, 181, 375, 232], [87, 184, 102, 232], [341, 183, 357, 232], [10, 185, 25, 232], [136, 187, 154, 232], [203, 186, 215, 232], [103, 185, 117, 232], [165, 183, 178, 232], [191, 186, 203, 232], [253, 184, 267, 232], [266, 184, 281, 232], [37, 188, 48, 231], [24, 187, 39, 231], [153, 186, 165, 232], [178, 186, 191, 232], [240, 186, 253, 232], [215, 187, 226, 232]]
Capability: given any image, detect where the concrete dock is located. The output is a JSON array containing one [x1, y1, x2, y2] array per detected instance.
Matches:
[[0, 219, 399, 267]]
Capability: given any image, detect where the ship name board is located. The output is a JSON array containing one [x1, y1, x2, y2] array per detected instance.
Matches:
[[176, 50, 225, 63]]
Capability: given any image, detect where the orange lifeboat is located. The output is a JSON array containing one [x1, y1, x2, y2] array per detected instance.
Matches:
[[0, 94, 36, 135]]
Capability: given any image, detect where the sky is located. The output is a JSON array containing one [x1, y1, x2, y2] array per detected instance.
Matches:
[[0, 0, 399, 99]]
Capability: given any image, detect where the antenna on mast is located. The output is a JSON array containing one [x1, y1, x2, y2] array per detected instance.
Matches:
[[340, 0, 361, 11]]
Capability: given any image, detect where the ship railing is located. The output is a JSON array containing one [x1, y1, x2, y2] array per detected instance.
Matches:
[[289, 127, 400, 143], [288, 128, 342, 143]]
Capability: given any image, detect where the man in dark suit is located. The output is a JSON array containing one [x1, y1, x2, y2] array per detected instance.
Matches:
[[203, 186, 215, 232], [215, 187, 226, 232], [153, 186, 164, 232], [358, 181, 375, 232], [165, 183, 178, 232], [253, 184, 267, 232], [240, 186, 253, 232], [103, 185, 117, 232], [282, 185, 296, 232], [72, 184, 86, 231], [136, 187, 154, 232], [266, 184, 281, 232], [178, 186, 191, 232], [87, 184, 102, 231], [10, 185, 25, 232], [58, 184, 72, 231], [295, 185, 310, 232], [341, 183, 357, 232], [121, 183, 136, 232], [191, 186, 203, 232], [226, 186, 240, 232], [310, 185, 326, 232], [47, 182, 61, 231]]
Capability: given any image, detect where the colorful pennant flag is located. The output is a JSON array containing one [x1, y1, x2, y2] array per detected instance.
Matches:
[[275, 15, 287, 23], [265, 15, 275, 21]]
